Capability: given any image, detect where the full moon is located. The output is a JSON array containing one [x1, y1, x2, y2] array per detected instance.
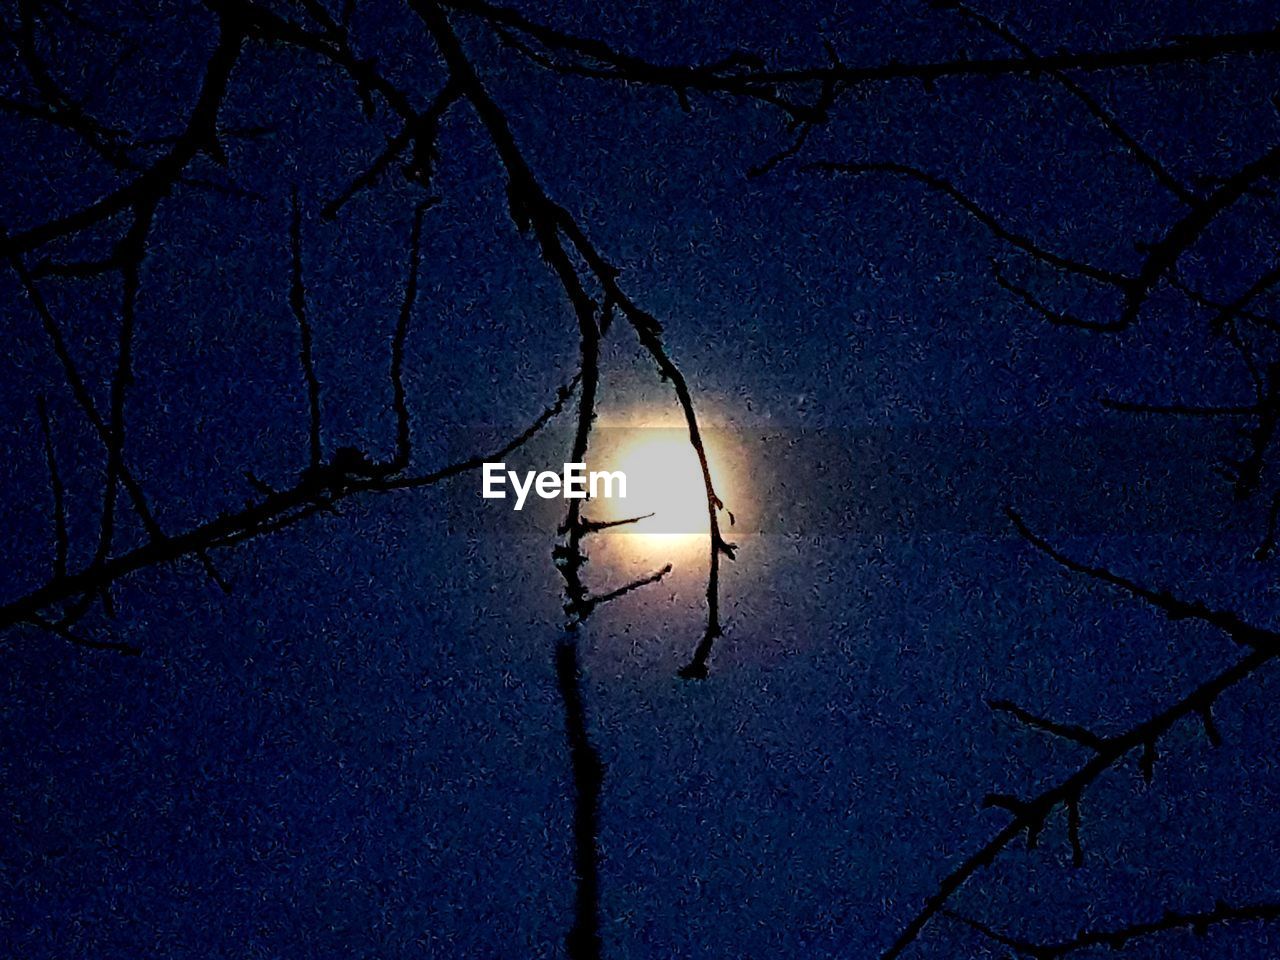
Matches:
[[586, 410, 739, 568]]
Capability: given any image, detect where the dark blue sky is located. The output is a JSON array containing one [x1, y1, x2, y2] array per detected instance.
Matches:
[[3, 1, 1280, 957]]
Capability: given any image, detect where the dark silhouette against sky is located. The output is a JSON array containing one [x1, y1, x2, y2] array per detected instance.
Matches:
[[4, 1, 1280, 957]]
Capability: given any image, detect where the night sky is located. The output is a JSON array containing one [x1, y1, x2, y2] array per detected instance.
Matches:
[[3, 1, 1280, 957]]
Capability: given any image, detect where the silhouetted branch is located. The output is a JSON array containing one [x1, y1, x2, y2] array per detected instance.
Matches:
[[443, 0, 817, 120], [227, 1, 414, 123], [0, 8, 244, 257], [0, 376, 579, 643], [748, 121, 815, 178], [943, 1, 1196, 204], [95, 201, 153, 568], [575, 564, 673, 620], [12, 256, 231, 603], [446, 0, 1280, 118], [8, 0, 139, 169], [322, 80, 459, 218], [1207, 259, 1280, 334], [548, 208, 738, 675], [417, 12, 610, 950], [815, 140, 1280, 333], [390, 200, 435, 471], [391, 376, 582, 491], [886, 644, 1275, 958], [289, 187, 323, 471], [1226, 363, 1280, 500], [879, 510, 1280, 959], [1169, 272, 1280, 335], [10, 4, 1280, 956], [36, 395, 68, 580], [24, 613, 141, 657], [1256, 490, 1280, 560], [403, 9, 731, 955], [554, 636, 605, 960], [810, 162, 1125, 285], [577, 512, 654, 533], [1006, 508, 1279, 645], [1121, 144, 1280, 329], [990, 262, 1125, 332], [986, 699, 1107, 751], [950, 900, 1280, 958], [1065, 795, 1083, 867], [1099, 397, 1256, 417], [404, 1, 736, 680]]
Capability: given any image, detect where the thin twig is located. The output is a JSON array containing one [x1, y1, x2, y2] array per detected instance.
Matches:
[[945, 1, 1196, 204], [290, 186, 322, 471], [443, 0, 1280, 117], [0, 377, 580, 636], [390, 200, 435, 471], [36, 395, 68, 580], [986, 699, 1108, 751], [877, 510, 1280, 959], [949, 900, 1280, 958]]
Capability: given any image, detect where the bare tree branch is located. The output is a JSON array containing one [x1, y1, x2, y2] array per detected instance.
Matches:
[[809, 161, 1126, 285], [1099, 397, 1256, 417], [35, 394, 68, 580], [554, 635, 605, 960], [24, 613, 141, 657], [814, 141, 1280, 334], [576, 563, 673, 620], [1207, 258, 1280, 334], [0, 375, 580, 643], [390, 200, 435, 471], [0, 8, 244, 257], [95, 199, 154, 568], [879, 509, 1280, 959], [986, 699, 1107, 751], [11, 256, 231, 603], [444, 0, 1280, 118], [944, 1, 1196, 204], [577, 512, 654, 533], [949, 900, 1280, 958], [290, 186, 323, 472], [322, 80, 460, 218]]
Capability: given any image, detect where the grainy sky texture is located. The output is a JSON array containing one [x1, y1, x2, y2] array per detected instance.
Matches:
[[3, 1, 1280, 958]]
